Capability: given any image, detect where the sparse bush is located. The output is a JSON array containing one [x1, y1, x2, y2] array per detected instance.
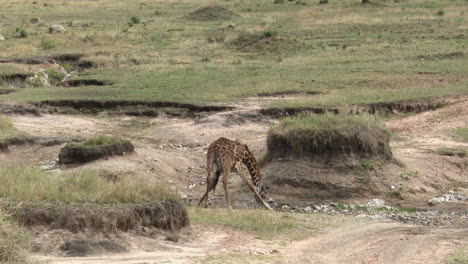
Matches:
[[319, 0, 328, 4], [40, 38, 56, 50], [266, 113, 392, 160], [201, 56, 210, 62], [130, 16, 141, 24], [232, 59, 242, 65], [29, 17, 39, 23], [274, 0, 285, 4], [436, 10, 444, 16]]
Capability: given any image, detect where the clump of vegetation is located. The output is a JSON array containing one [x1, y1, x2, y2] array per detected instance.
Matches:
[[0, 209, 32, 263], [130, 16, 141, 24], [266, 113, 392, 160], [319, 0, 328, 4], [0, 165, 178, 203], [0, 115, 33, 150], [15, 27, 28, 38], [274, 0, 285, 4], [437, 147, 467, 157], [201, 56, 210, 62], [436, 10, 445, 16], [263, 30, 276, 38], [46, 70, 66, 85], [58, 135, 135, 164], [40, 38, 56, 50], [400, 170, 418, 180]]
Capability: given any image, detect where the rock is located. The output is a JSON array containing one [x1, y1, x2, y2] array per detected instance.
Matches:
[[268, 198, 275, 203], [26, 69, 50, 87], [49, 24, 67, 34], [428, 197, 442, 205], [0, 35, 5, 41], [281, 205, 289, 210], [367, 199, 385, 207], [304, 206, 312, 213]]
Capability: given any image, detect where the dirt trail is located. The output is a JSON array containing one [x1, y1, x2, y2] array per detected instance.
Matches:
[[36, 220, 467, 264], [287, 222, 467, 264]]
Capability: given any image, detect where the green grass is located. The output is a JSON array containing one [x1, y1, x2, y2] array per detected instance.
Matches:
[[448, 247, 468, 264], [0, 0, 466, 105], [451, 127, 468, 142], [0, 164, 179, 203], [189, 207, 325, 240], [266, 113, 392, 158], [0, 115, 33, 146]]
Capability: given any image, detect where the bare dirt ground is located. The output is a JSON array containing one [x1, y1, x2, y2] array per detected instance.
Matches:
[[1, 95, 467, 263]]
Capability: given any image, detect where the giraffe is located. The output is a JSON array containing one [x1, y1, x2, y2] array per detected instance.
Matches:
[[198, 137, 272, 210]]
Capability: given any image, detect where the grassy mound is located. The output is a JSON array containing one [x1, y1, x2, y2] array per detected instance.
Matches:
[[0, 165, 188, 232], [186, 6, 237, 21], [0, 115, 33, 151], [266, 113, 392, 160], [0, 209, 32, 264], [227, 31, 293, 53], [58, 135, 135, 164]]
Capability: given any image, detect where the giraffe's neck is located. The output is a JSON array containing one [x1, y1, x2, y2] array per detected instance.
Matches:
[[243, 154, 261, 187]]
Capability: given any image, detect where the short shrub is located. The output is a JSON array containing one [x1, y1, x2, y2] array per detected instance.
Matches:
[[436, 10, 444, 16], [319, 0, 328, 4], [274, 0, 285, 4], [201, 56, 210, 62]]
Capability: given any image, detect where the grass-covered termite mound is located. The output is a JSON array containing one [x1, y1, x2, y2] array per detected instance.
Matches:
[[58, 135, 135, 164], [266, 113, 392, 161], [262, 113, 393, 202]]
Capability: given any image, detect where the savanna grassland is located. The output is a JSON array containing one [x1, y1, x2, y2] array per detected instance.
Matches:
[[0, 0, 466, 104]]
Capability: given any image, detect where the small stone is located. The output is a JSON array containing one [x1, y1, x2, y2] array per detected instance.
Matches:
[[428, 197, 442, 205], [367, 199, 385, 207], [49, 24, 67, 33], [304, 206, 312, 213], [0, 35, 5, 41]]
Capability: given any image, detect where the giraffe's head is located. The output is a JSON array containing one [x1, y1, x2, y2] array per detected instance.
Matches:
[[258, 184, 266, 199]]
